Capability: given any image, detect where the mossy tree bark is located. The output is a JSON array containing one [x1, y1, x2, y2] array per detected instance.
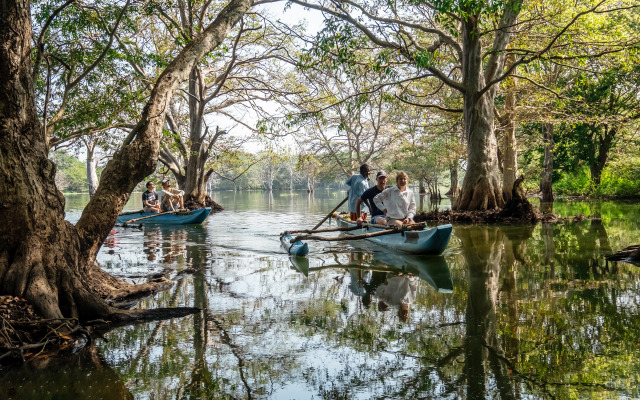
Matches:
[[0, 0, 253, 321]]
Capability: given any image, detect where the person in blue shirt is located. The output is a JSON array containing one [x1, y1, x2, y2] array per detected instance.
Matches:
[[142, 181, 161, 213], [355, 170, 389, 224], [345, 164, 370, 221]]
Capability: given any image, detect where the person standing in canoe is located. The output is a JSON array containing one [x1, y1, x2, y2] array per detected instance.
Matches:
[[160, 179, 185, 211], [142, 181, 161, 213], [373, 171, 416, 228], [355, 170, 390, 224], [346, 164, 370, 221]]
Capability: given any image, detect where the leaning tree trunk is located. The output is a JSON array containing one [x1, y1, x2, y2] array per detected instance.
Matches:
[[540, 122, 554, 202], [0, 0, 253, 321]]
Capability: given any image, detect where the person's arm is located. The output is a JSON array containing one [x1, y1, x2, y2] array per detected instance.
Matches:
[[406, 191, 416, 220]]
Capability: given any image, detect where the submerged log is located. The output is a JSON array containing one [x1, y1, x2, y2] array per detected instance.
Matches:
[[605, 245, 640, 265]]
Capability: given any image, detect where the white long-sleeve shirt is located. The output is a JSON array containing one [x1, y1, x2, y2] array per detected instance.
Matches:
[[373, 186, 416, 220]]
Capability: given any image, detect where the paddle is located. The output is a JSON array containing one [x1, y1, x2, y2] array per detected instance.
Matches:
[[283, 225, 364, 235], [122, 210, 175, 227], [312, 195, 349, 230]]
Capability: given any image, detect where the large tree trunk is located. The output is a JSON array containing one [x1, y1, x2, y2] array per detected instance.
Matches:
[[590, 125, 616, 188], [540, 122, 554, 202], [183, 67, 209, 203], [501, 61, 518, 202], [307, 176, 314, 193], [445, 160, 460, 197], [0, 0, 252, 321], [455, 92, 504, 210], [453, 3, 520, 211], [86, 141, 99, 196]]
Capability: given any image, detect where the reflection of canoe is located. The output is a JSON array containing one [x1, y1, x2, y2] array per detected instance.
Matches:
[[289, 255, 310, 276], [336, 217, 452, 255], [287, 250, 453, 293], [280, 233, 309, 256], [373, 253, 453, 293], [116, 208, 211, 225]]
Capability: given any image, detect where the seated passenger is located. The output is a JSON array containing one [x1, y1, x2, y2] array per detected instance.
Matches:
[[355, 170, 390, 225], [373, 171, 416, 228], [142, 181, 161, 213], [160, 179, 185, 212]]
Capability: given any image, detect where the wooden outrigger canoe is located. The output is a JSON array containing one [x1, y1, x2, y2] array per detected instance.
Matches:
[[334, 214, 452, 255], [116, 207, 211, 225]]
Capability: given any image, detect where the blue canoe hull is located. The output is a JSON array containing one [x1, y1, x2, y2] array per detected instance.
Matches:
[[338, 218, 452, 255], [280, 233, 309, 256], [117, 208, 211, 225], [373, 253, 453, 293]]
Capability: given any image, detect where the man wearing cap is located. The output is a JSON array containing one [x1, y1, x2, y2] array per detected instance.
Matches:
[[355, 170, 390, 224], [345, 164, 370, 221], [160, 179, 185, 211]]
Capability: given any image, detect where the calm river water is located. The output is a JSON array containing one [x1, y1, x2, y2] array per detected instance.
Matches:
[[3, 190, 640, 399]]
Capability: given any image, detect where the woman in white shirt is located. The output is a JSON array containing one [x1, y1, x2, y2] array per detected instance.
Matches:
[[373, 171, 416, 228]]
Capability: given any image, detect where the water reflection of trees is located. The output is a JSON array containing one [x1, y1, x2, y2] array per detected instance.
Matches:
[[288, 224, 640, 398], [96, 221, 640, 399], [0, 346, 133, 399]]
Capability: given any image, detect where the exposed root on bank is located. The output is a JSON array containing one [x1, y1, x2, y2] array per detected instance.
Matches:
[[1, 262, 199, 365], [419, 178, 591, 224], [184, 195, 223, 211], [415, 207, 590, 224], [0, 296, 88, 365], [86, 262, 174, 303]]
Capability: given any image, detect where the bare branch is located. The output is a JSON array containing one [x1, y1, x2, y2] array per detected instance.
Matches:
[[394, 94, 462, 113]]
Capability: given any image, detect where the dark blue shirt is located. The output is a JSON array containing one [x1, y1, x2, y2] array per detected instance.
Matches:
[[142, 190, 158, 206], [360, 185, 389, 217]]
